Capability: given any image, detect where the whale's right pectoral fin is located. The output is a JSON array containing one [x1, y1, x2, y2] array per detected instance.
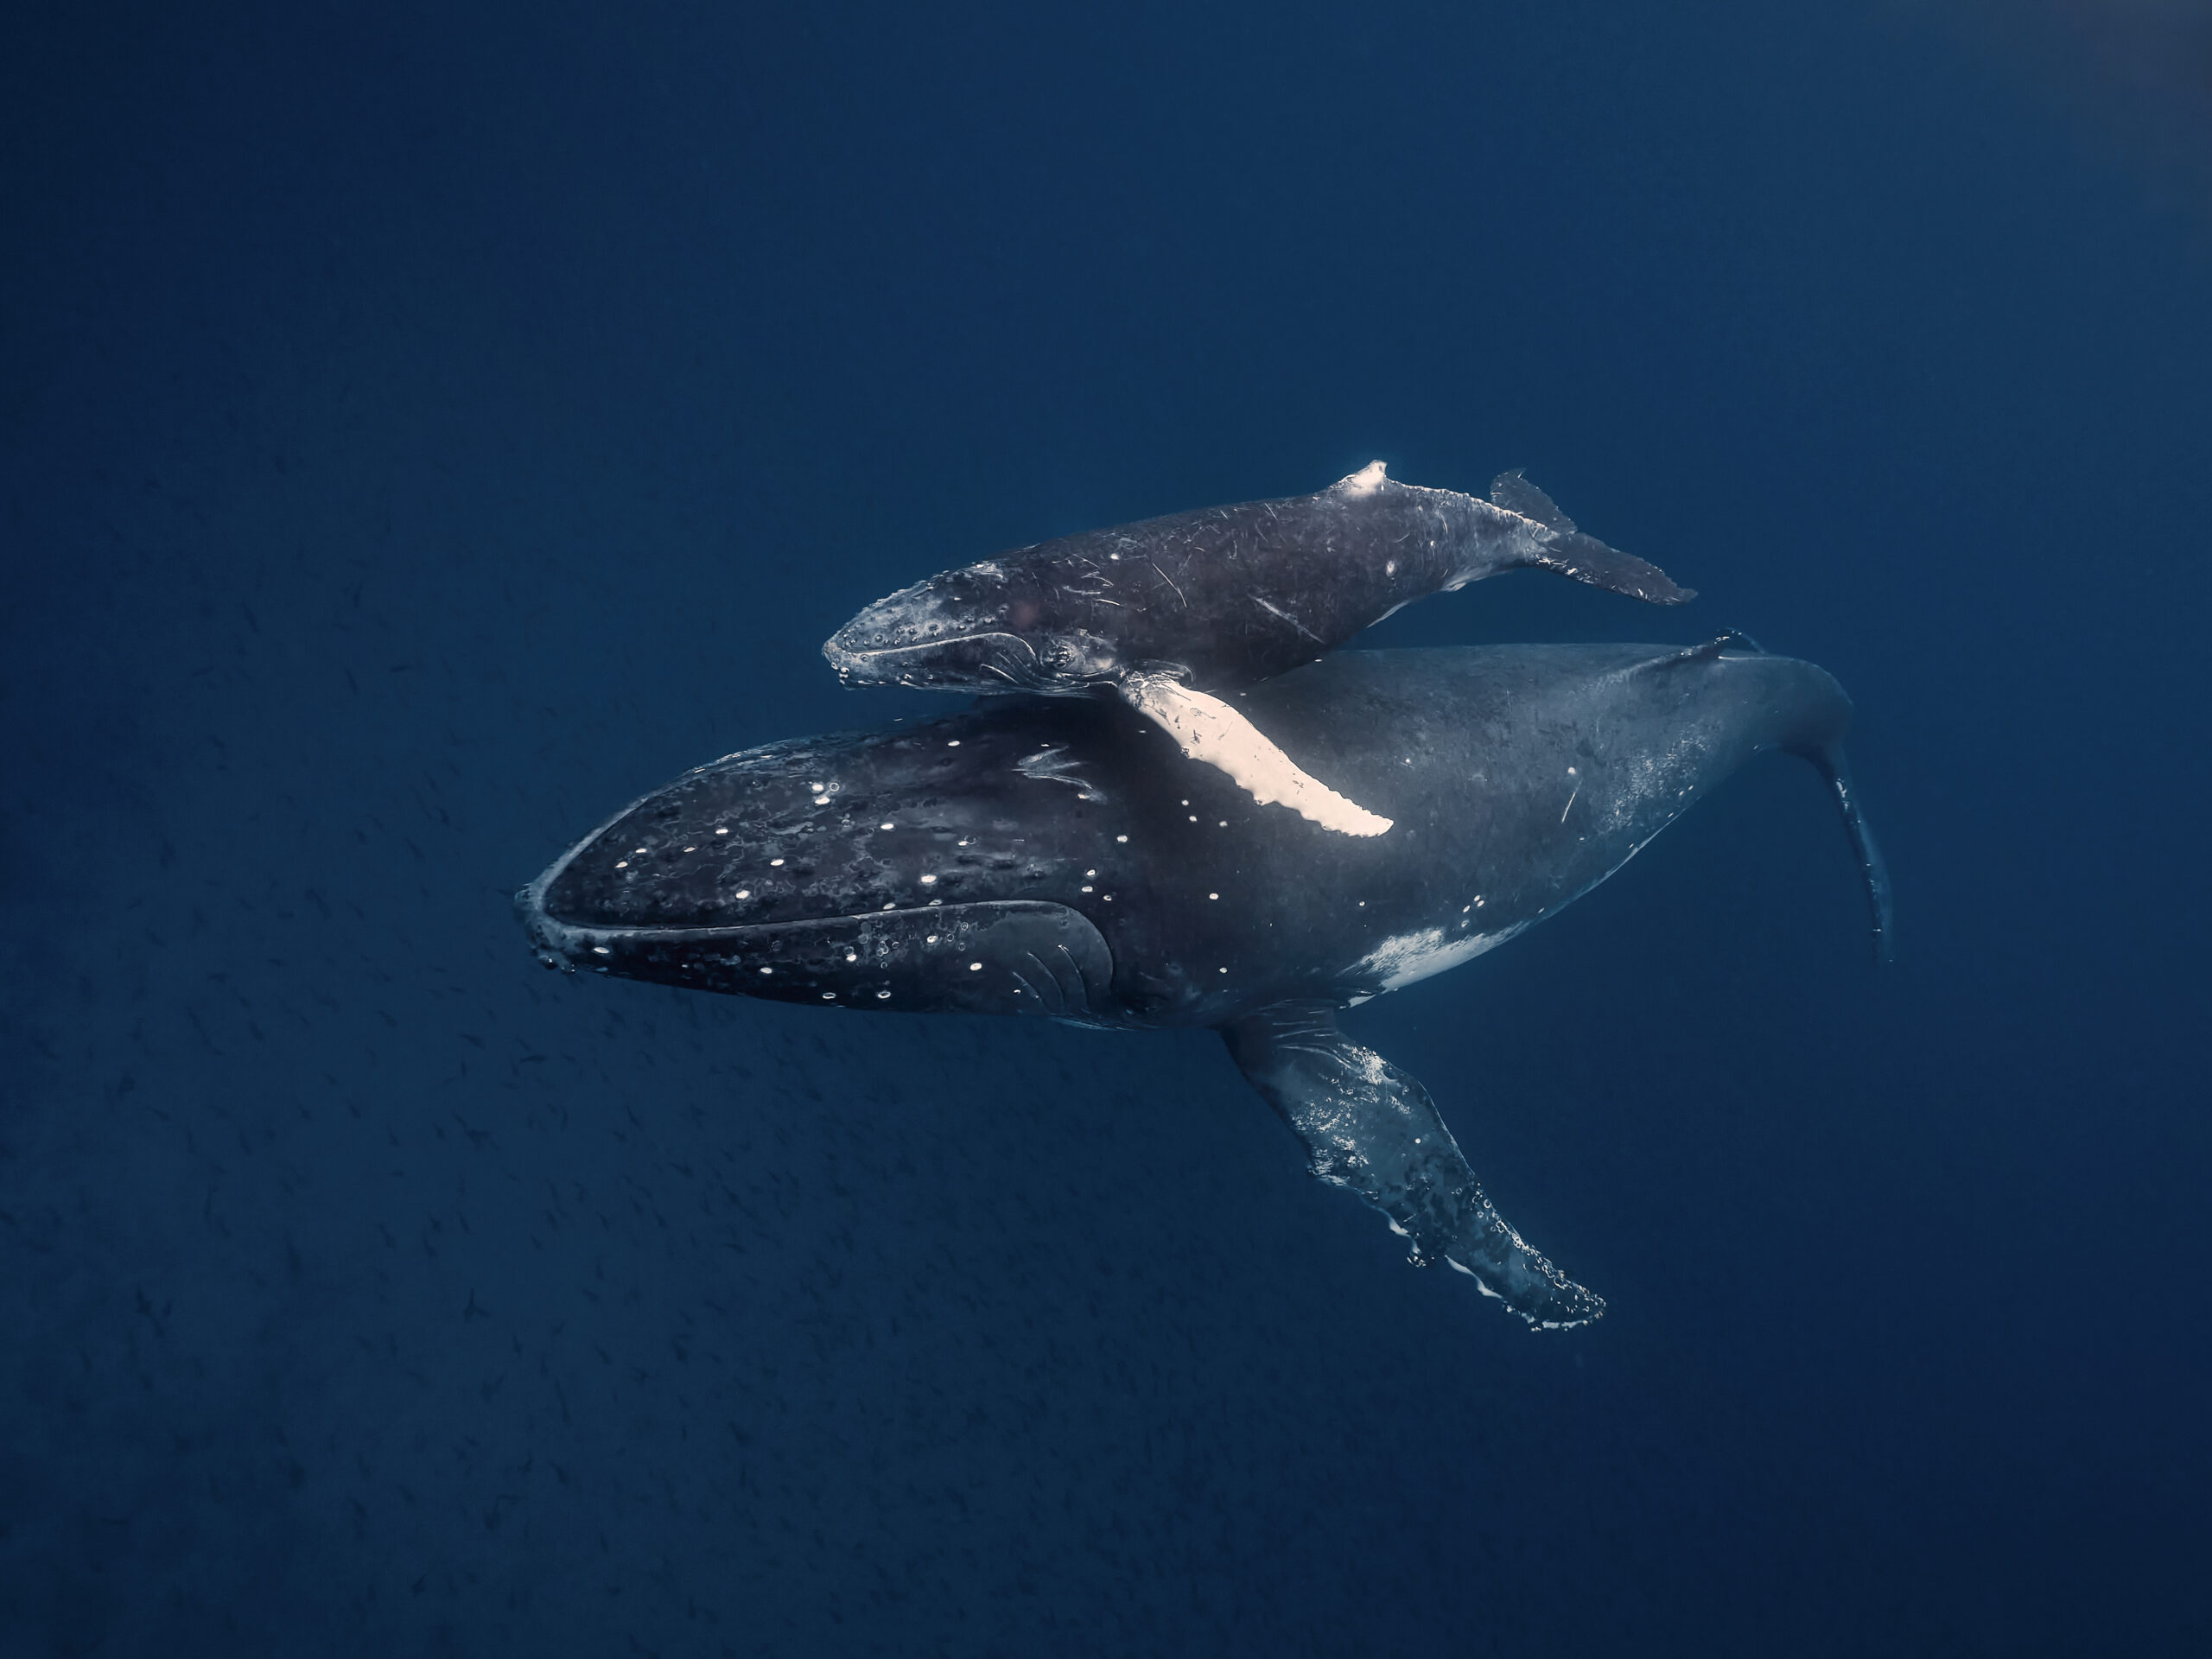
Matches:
[[1116, 671, 1392, 837], [1490, 469, 1696, 607], [1223, 1003, 1605, 1329]]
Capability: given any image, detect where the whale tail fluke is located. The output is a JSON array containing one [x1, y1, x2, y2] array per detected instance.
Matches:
[[1651, 635, 1891, 964], [1804, 741, 1893, 964], [1491, 470, 1696, 607]]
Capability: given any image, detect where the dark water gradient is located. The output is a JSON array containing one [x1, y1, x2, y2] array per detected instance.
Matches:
[[3, 3, 2207, 1654]]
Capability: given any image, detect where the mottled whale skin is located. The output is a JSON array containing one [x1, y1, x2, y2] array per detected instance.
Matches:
[[518, 640, 1889, 1330], [823, 465, 1694, 836]]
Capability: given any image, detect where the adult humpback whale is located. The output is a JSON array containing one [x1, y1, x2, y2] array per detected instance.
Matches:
[[824, 464, 1693, 836], [518, 639, 1890, 1330]]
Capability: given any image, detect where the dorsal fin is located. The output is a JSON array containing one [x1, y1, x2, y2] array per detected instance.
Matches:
[[1489, 468, 1575, 533], [1333, 460, 1389, 499], [1639, 631, 1765, 671]]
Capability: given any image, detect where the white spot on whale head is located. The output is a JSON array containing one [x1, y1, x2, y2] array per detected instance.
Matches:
[[1353, 924, 1528, 993], [1336, 460, 1388, 499]]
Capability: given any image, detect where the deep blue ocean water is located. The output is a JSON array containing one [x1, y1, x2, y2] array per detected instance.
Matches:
[[4, 3, 2208, 1654]]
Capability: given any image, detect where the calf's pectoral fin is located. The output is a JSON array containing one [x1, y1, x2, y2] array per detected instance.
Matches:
[[1116, 671, 1392, 837], [1223, 1003, 1605, 1330]]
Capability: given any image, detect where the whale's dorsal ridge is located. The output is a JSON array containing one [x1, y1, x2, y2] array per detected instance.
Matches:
[[1334, 459, 1389, 499]]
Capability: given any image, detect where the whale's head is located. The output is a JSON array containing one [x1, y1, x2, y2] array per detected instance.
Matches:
[[515, 717, 1122, 1022], [823, 563, 1117, 694]]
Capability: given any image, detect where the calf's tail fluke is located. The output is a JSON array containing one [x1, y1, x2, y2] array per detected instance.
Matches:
[[1491, 469, 1696, 607]]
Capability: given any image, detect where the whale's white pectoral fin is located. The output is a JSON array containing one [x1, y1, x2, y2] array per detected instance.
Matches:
[[1223, 1003, 1605, 1331], [1117, 673, 1392, 836]]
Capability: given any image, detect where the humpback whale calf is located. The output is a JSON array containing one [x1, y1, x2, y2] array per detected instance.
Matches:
[[518, 639, 1889, 1330], [823, 465, 1694, 836]]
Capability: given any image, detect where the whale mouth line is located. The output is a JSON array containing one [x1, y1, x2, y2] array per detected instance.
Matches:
[[518, 893, 1093, 967], [514, 887, 1122, 1024], [823, 629, 1041, 679], [521, 902, 953, 964]]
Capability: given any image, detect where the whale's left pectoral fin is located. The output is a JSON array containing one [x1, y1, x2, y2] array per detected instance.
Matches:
[[1117, 671, 1392, 837], [1223, 1004, 1605, 1329]]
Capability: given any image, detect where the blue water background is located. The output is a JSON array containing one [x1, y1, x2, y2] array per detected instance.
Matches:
[[4, 3, 2208, 1653]]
